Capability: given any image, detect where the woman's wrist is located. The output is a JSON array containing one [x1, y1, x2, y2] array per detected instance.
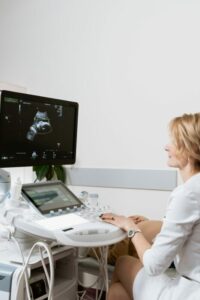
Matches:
[[124, 219, 139, 232], [128, 228, 142, 238]]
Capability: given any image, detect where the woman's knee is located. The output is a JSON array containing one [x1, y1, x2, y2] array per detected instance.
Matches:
[[137, 220, 162, 242], [108, 282, 131, 300], [113, 256, 141, 299], [115, 256, 141, 279], [115, 255, 134, 270]]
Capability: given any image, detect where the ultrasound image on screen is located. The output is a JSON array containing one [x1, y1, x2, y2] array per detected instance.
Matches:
[[26, 110, 53, 141], [22, 182, 82, 214], [0, 91, 78, 167]]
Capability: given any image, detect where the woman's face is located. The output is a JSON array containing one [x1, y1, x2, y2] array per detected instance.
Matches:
[[165, 139, 188, 169]]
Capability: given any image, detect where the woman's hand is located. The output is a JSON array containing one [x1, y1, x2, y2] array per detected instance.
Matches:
[[128, 215, 149, 224], [101, 213, 152, 262], [100, 213, 139, 232]]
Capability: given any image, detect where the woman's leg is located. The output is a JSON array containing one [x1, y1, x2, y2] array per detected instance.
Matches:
[[107, 221, 163, 299], [107, 282, 131, 300], [138, 220, 162, 241], [108, 255, 143, 300]]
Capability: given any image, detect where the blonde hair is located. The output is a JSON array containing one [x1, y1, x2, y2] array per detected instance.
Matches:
[[169, 113, 200, 170]]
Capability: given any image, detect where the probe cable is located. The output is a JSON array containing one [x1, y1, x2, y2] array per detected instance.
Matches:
[[12, 237, 54, 300]]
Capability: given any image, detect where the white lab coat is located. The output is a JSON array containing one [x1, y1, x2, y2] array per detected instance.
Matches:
[[133, 173, 200, 300]]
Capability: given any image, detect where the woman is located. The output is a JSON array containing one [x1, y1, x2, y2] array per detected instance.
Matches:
[[101, 113, 200, 300]]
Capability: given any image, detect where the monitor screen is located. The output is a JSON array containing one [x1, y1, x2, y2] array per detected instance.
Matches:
[[22, 181, 82, 215], [0, 90, 78, 167]]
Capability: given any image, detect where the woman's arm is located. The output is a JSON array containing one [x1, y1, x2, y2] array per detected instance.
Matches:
[[101, 187, 199, 276], [101, 213, 151, 262]]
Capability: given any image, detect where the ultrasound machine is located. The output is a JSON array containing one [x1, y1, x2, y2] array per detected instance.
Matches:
[[0, 90, 126, 300]]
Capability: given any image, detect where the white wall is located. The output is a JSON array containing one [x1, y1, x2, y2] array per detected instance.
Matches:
[[0, 0, 200, 218]]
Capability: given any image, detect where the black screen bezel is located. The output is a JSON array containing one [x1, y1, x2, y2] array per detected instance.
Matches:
[[0, 90, 79, 167]]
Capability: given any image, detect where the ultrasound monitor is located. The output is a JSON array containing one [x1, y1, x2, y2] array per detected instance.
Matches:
[[0, 90, 78, 167]]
